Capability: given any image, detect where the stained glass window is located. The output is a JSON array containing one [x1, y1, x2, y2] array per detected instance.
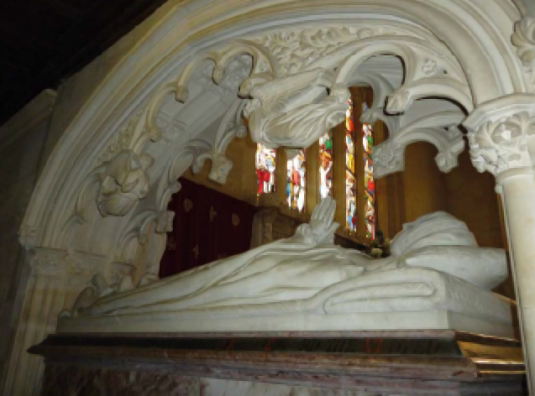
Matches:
[[345, 99, 357, 233], [319, 131, 333, 199], [362, 102, 376, 239], [255, 144, 276, 196], [287, 149, 306, 213]]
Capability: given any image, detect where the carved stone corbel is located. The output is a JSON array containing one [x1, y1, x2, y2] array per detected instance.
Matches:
[[96, 150, 154, 217]]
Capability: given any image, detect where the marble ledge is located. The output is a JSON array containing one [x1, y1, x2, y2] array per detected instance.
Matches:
[[31, 329, 526, 395]]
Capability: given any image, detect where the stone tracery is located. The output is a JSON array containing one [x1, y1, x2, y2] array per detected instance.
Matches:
[[42, 16, 529, 294]]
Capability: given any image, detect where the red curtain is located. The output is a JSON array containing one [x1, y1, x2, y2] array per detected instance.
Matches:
[[159, 178, 255, 278]]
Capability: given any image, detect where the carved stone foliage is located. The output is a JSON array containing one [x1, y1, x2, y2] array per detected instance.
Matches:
[[468, 112, 535, 176], [69, 111, 160, 226], [251, 26, 421, 78], [512, 16, 535, 86], [96, 150, 154, 217]]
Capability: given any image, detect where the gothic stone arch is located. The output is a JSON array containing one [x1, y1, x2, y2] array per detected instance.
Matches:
[[7, 1, 535, 394]]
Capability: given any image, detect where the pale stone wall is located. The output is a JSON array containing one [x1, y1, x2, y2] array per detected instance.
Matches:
[[0, 90, 57, 392]]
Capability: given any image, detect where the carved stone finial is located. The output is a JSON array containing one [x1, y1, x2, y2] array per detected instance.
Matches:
[[464, 95, 535, 176], [175, 85, 189, 103], [156, 210, 175, 233], [97, 150, 154, 217], [208, 154, 233, 184]]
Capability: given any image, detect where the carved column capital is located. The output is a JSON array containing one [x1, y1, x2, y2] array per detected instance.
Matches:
[[463, 94, 535, 177]]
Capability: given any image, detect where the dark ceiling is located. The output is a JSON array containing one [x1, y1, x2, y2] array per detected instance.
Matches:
[[0, 0, 168, 126]]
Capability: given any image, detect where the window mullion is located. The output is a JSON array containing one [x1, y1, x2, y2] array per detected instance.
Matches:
[[352, 88, 367, 241]]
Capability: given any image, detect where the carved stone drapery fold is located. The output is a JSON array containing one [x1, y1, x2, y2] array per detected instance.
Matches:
[[464, 94, 535, 176]]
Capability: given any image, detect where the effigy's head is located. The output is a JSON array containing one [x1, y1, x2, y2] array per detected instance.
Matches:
[[389, 212, 477, 257]]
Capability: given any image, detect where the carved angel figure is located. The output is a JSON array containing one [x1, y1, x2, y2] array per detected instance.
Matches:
[[97, 150, 154, 217], [243, 69, 351, 149], [63, 197, 511, 336]]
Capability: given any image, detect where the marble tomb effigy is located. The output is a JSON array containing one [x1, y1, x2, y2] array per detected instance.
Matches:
[[58, 197, 512, 337]]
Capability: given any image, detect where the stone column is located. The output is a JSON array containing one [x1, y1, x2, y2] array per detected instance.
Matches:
[[3, 248, 69, 396], [464, 94, 535, 393], [2, 248, 119, 396]]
